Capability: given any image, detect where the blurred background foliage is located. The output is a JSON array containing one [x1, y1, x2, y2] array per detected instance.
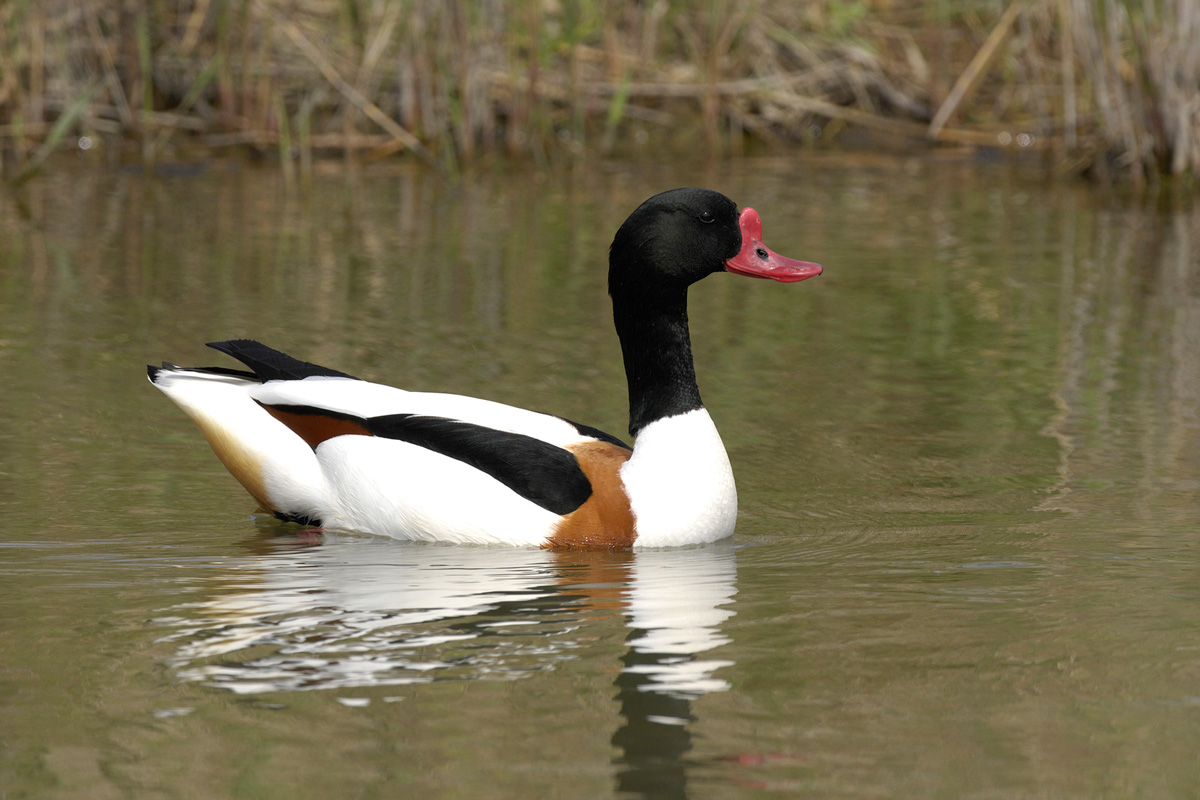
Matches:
[[0, 0, 1197, 185]]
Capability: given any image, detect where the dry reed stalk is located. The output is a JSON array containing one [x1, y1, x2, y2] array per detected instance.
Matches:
[[1064, 0, 1200, 182], [928, 1, 1025, 140], [252, 0, 445, 174]]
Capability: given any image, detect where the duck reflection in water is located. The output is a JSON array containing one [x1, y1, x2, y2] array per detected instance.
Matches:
[[159, 530, 737, 797]]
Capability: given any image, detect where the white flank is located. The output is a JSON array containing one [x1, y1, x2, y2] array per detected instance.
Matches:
[[620, 408, 737, 547], [313, 435, 561, 546]]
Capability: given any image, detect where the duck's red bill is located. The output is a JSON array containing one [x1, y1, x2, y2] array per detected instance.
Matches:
[[724, 208, 822, 283]]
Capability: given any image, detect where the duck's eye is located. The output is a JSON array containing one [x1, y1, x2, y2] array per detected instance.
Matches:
[[698, 210, 715, 224]]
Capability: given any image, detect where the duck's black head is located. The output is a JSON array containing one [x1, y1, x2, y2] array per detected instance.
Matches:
[[607, 188, 822, 436], [608, 187, 821, 300]]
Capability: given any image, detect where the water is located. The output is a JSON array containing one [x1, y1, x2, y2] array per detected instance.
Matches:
[[2, 155, 1199, 798]]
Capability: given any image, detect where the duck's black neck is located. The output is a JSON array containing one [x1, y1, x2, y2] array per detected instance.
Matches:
[[613, 288, 704, 437]]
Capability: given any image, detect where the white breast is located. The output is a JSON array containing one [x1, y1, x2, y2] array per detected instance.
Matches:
[[620, 409, 737, 547]]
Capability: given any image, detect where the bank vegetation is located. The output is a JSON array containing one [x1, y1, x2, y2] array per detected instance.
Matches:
[[1, 0, 1197, 185]]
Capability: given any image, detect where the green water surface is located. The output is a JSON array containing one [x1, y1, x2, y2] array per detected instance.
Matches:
[[1, 156, 1198, 798]]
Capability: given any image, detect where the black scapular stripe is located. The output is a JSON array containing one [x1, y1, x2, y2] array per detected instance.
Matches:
[[366, 413, 594, 517], [266, 404, 595, 517], [207, 340, 358, 381]]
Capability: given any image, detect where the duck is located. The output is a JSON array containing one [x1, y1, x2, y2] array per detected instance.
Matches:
[[148, 188, 821, 549]]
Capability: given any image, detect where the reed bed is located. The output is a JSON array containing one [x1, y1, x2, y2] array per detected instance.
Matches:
[[0, 0, 1197, 184]]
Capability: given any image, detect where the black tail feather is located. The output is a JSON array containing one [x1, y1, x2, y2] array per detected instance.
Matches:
[[206, 339, 358, 381]]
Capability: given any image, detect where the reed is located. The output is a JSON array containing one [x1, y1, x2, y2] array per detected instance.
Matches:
[[0, 0, 1196, 183], [1066, 0, 1200, 184]]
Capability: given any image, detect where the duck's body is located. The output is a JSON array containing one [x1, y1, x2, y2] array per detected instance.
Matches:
[[150, 188, 821, 549]]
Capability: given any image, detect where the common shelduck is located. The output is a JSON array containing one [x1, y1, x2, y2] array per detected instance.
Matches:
[[149, 188, 821, 549]]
